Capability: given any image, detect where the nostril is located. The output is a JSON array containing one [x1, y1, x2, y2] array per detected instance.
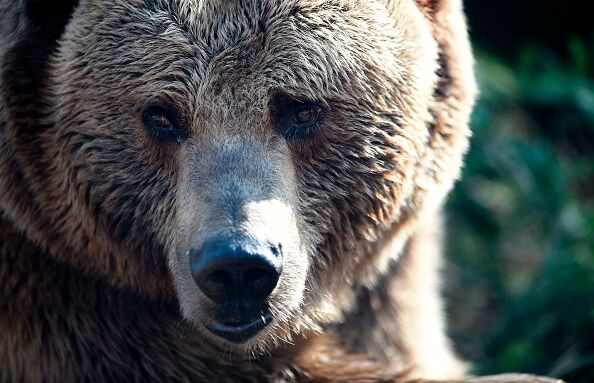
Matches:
[[243, 267, 279, 301], [199, 270, 232, 304], [270, 243, 282, 258]]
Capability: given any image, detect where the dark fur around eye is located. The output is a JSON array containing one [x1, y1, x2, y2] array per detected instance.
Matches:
[[271, 96, 325, 140], [142, 105, 187, 143]]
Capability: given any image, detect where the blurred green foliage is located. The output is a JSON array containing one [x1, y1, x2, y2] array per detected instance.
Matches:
[[446, 37, 594, 383]]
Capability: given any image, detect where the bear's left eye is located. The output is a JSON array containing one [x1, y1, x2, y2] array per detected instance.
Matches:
[[142, 105, 186, 142], [293, 105, 321, 126], [272, 97, 324, 140]]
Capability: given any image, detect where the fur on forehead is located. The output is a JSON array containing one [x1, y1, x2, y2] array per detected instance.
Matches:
[[84, 0, 418, 103]]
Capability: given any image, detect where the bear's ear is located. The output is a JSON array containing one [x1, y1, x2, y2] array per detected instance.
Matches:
[[414, 0, 444, 14], [23, 0, 79, 26], [2, 0, 80, 149], [4, 0, 80, 86], [384, 0, 451, 16], [21, 0, 80, 41]]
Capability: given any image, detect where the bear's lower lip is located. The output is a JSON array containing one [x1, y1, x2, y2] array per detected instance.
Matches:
[[204, 314, 273, 343]]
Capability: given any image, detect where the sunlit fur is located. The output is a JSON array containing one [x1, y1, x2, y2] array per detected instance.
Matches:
[[0, 0, 478, 381]]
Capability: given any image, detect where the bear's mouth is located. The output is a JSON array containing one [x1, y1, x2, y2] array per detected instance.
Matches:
[[204, 313, 273, 343]]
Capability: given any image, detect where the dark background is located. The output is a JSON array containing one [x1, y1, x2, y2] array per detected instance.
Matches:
[[445, 1, 594, 382]]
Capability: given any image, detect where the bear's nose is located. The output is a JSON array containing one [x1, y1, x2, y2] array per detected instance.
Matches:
[[189, 238, 282, 306]]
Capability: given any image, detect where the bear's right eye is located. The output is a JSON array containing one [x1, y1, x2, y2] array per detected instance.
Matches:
[[142, 105, 186, 142], [271, 96, 325, 140]]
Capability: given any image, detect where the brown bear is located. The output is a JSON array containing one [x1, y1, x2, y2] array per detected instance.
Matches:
[[0, 0, 550, 382]]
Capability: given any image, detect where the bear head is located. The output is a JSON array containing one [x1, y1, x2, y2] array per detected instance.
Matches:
[[2, 0, 476, 355]]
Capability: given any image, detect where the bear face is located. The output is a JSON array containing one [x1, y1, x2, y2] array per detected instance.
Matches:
[[2, 0, 475, 358]]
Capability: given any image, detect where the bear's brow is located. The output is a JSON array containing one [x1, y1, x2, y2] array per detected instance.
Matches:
[[134, 0, 352, 100], [142, 0, 199, 44], [139, 0, 304, 47]]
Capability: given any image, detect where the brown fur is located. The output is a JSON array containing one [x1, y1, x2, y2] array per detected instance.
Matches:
[[0, 0, 485, 381]]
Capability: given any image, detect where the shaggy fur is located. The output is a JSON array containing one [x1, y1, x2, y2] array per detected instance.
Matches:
[[0, 0, 499, 381]]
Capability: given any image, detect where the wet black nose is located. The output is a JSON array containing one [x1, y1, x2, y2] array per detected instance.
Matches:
[[190, 238, 282, 306]]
